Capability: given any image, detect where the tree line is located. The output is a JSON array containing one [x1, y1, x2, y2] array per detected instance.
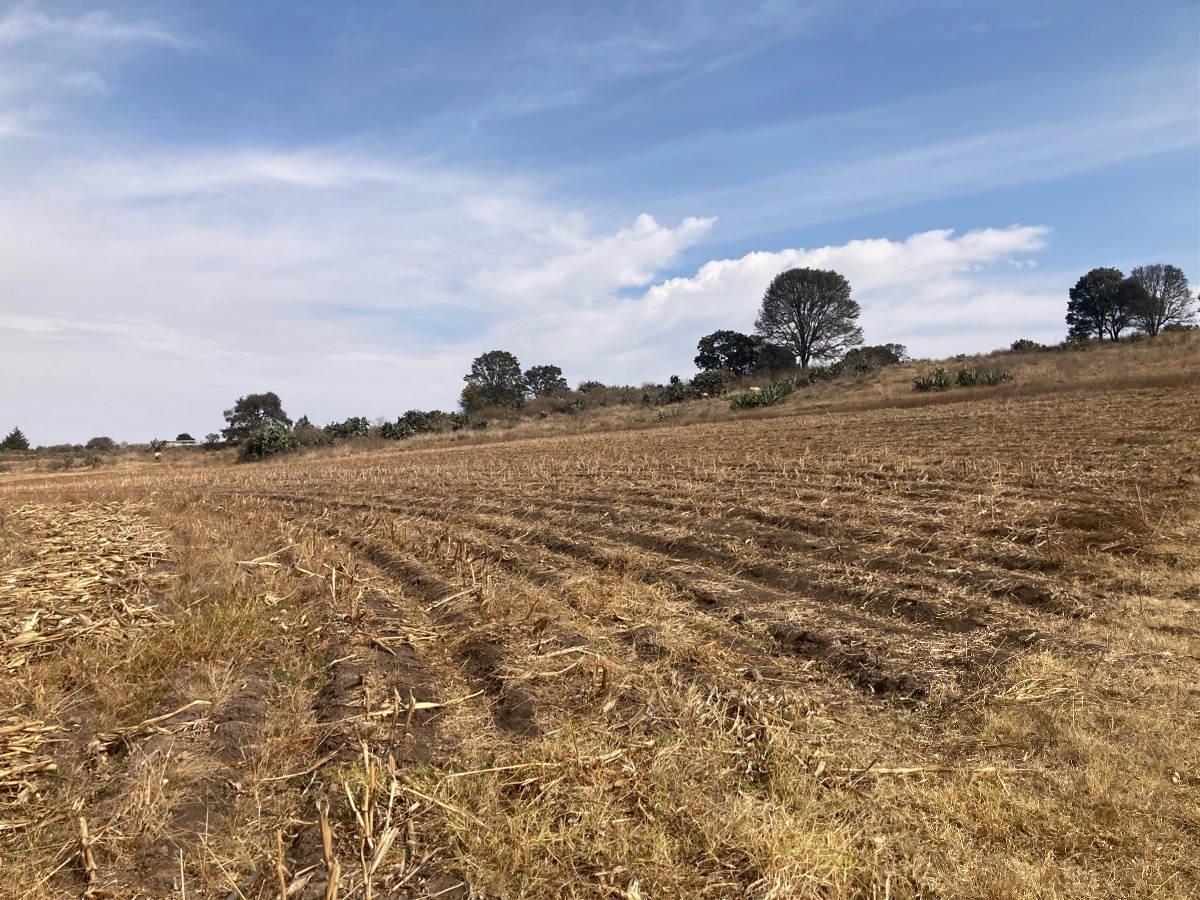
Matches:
[[1066, 264, 1194, 342], [4, 262, 1194, 459]]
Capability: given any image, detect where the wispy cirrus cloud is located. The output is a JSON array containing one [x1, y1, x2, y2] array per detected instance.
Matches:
[[0, 6, 195, 49]]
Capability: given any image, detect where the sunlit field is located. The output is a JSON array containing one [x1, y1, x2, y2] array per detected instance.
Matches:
[[2, 346, 1198, 898]]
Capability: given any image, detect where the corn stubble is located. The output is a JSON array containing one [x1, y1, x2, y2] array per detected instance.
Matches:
[[1, 377, 1198, 898]]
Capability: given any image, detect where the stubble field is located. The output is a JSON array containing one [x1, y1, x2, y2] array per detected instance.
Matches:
[[2, 379, 1198, 898]]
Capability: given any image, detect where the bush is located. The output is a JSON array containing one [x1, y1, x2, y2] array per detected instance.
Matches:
[[1010, 338, 1050, 352], [323, 416, 371, 440], [655, 375, 697, 405], [242, 426, 299, 460], [978, 369, 1014, 386], [913, 368, 953, 392], [730, 376, 801, 408], [691, 369, 731, 396], [85, 436, 116, 452], [806, 362, 845, 383], [381, 409, 460, 440], [577, 380, 606, 393]]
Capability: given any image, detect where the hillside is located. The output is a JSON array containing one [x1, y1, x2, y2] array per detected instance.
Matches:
[[0, 337, 1198, 898]]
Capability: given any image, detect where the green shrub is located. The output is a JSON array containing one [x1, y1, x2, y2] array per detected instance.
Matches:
[[806, 362, 844, 383], [978, 369, 1014, 386], [242, 425, 299, 460], [691, 369, 731, 396], [914, 368, 953, 392], [1010, 338, 1049, 352], [323, 416, 371, 440], [730, 376, 800, 409]]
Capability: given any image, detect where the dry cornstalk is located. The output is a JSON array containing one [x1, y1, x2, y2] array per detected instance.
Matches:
[[79, 816, 96, 886]]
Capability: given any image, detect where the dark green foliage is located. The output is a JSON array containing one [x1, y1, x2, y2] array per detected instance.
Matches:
[[913, 368, 953, 392], [1067, 268, 1129, 341], [242, 425, 299, 460], [806, 362, 845, 383], [730, 376, 802, 409], [695, 330, 759, 375], [150, 438, 166, 452], [1010, 339, 1051, 352], [955, 368, 1012, 387], [755, 268, 864, 369], [842, 343, 907, 372], [524, 365, 569, 398], [204, 433, 222, 447], [1, 427, 29, 451], [1129, 264, 1195, 336], [323, 416, 371, 440], [463, 350, 525, 410], [577, 380, 606, 393], [656, 375, 697, 405], [381, 409, 461, 440], [691, 369, 731, 396], [175, 433, 195, 442], [222, 392, 292, 441], [753, 342, 796, 372], [85, 436, 116, 452]]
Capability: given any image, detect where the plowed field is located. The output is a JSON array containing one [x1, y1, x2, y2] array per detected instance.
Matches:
[[2, 382, 1198, 898]]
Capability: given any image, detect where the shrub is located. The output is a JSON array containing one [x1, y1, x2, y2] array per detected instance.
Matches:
[[806, 362, 844, 383], [1010, 338, 1050, 352], [85, 436, 116, 452], [577, 380, 606, 393], [242, 425, 299, 460], [691, 369, 731, 396], [323, 416, 371, 440], [914, 368, 953, 392], [730, 376, 800, 409], [978, 369, 1014, 386], [656, 375, 697, 405]]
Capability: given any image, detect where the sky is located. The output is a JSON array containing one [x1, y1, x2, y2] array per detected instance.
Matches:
[[1, 1, 1197, 445]]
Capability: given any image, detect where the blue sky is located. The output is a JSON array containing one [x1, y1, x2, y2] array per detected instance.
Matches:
[[1, 1, 1197, 444]]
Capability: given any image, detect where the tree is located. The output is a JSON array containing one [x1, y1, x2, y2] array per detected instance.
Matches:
[[754, 268, 864, 370], [1129, 264, 1196, 336], [221, 392, 292, 442], [175, 433, 195, 442], [524, 364, 569, 398], [754, 342, 796, 372], [463, 351, 525, 409], [0, 427, 29, 451], [694, 330, 759, 375], [85, 436, 116, 452], [1066, 268, 1129, 341], [843, 343, 907, 370]]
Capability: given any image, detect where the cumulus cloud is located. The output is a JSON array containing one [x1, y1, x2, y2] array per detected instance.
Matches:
[[488, 225, 1059, 385], [0, 125, 1064, 444]]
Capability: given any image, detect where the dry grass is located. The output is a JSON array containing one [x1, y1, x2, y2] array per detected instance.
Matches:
[[1, 336, 1198, 898]]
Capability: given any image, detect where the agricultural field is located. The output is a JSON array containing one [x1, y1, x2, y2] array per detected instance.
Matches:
[[1, 377, 1198, 898]]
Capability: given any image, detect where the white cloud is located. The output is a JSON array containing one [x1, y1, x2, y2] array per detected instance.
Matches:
[[476, 213, 715, 304], [0, 130, 1065, 444], [486, 225, 1059, 384], [0, 7, 193, 49]]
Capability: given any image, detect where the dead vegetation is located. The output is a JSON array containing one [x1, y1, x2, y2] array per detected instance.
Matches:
[[1, 367, 1198, 898]]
